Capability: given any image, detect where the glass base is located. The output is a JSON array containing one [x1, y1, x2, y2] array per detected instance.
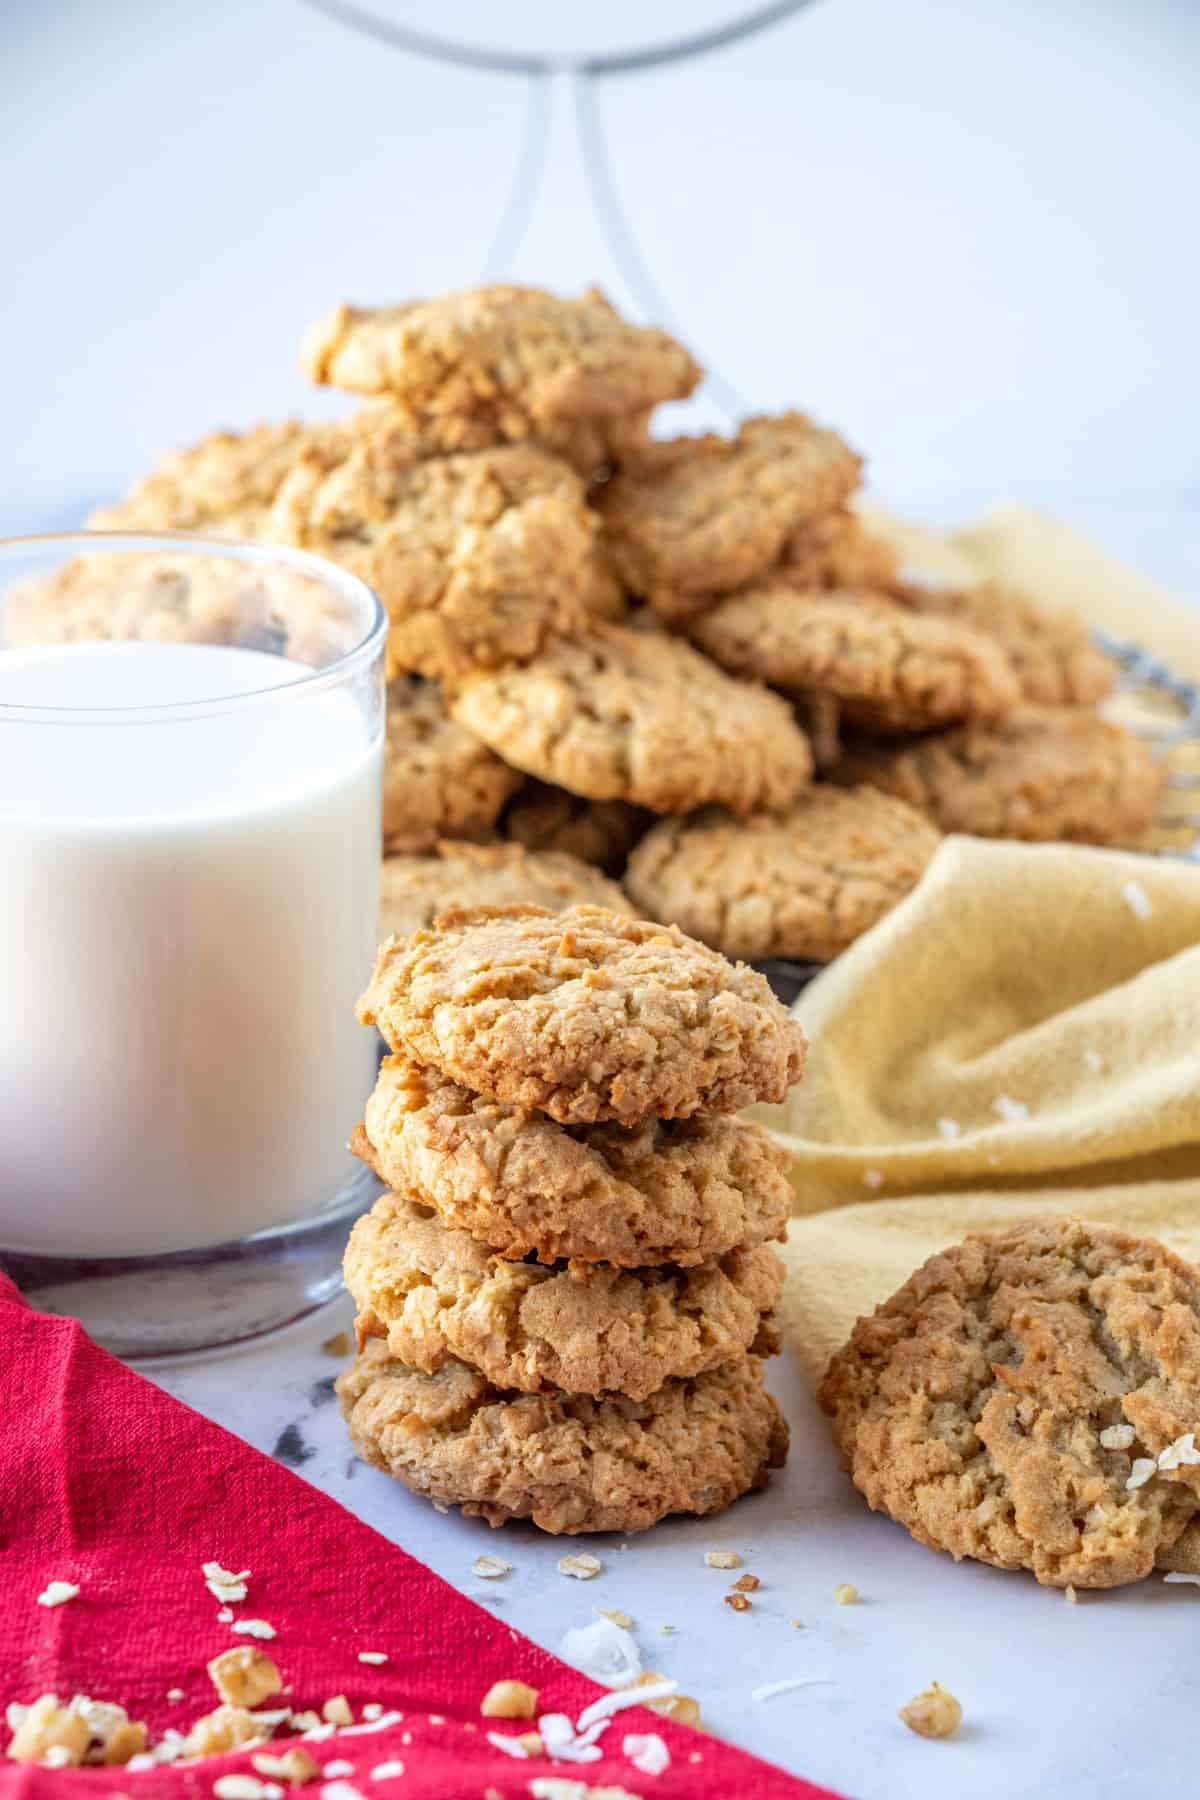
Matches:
[[0, 1164, 382, 1362]]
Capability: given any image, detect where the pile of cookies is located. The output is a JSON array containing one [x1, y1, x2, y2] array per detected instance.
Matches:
[[21, 281, 1168, 967], [335, 902, 802, 1533]]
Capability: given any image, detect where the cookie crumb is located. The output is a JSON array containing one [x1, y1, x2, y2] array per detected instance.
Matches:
[[356, 1653, 388, 1666], [704, 1551, 741, 1570], [1099, 1423, 1135, 1450], [557, 1554, 603, 1581], [322, 1331, 353, 1357], [595, 1608, 633, 1629], [899, 1681, 962, 1740], [1126, 1458, 1157, 1491], [6, 1696, 90, 1766], [182, 1704, 265, 1759], [472, 1555, 513, 1580], [1121, 880, 1152, 920], [833, 1584, 859, 1605], [724, 1592, 752, 1612], [789, 1617, 804, 1629], [322, 1697, 353, 1726], [203, 1562, 250, 1604], [480, 1682, 538, 1721], [35, 1580, 80, 1608], [732, 1573, 760, 1593], [991, 1094, 1028, 1122], [207, 1647, 282, 1708]]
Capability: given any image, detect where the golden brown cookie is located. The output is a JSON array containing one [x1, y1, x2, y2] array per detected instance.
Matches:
[[338, 1338, 788, 1533], [301, 285, 701, 435], [269, 428, 596, 682], [598, 414, 862, 614], [625, 786, 941, 963], [383, 676, 520, 852], [379, 841, 632, 943], [777, 505, 899, 594], [449, 623, 814, 816], [345, 1189, 782, 1400], [834, 708, 1166, 844], [358, 903, 808, 1126], [354, 1053, 792, 1267], [898, 581, 1118, 707], [87, 420, 321, 538], [819, 1218, 1200, 1588], [501, 780, 650, 875], [688, 587, 1021, 731]]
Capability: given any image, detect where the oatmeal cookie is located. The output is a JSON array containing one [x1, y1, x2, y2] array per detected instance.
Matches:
[[897, 580, 1118, 707], [383, 676, 520, 852], [449, 623, 814, 816], [819, 1218, 1200, 1587], [354, 1053, 792, 1267], [834, 708, 1165, 843], [269, 431, 596, 682], [301, 285, 700, 432], [358, 903, 808, 1125], [502, 780, 650, 874], [338, 1338, 788, 1532], [379, 841, 632, 943], [777, 506, 899, 594], [598, 414, 862, 614], [689, 587, 1020, 731], [345, 1189, 782, 1400], [625, 786, 941, 963], [87, 420, 323, 538]]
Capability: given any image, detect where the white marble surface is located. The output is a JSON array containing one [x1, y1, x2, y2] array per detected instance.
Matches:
[[153, 1296, 1200, 1799]]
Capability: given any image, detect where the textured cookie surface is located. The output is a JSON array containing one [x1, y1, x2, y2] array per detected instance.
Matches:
[[599, 414, 862, 611], [820, 1218, 1200, 1587], [835, 708, 1165, 844], [338, 1338, 788, 1533], [502, 780, 650, 874], [269, 429, 596, 682], [777, 506, 899, 595], [899, 581, 1118, 707], [346, 1189, 782, 1400], [87, 419, 321, 538], [358, 903, 808, 1125], [689, 587, 1020, 731], [626, 786, 941, 963], [379, 842, 632, 943], [355, 1053, 793, 1267], [383, 676, 520, 852], [450, 623, 814, 816], [301, 285, 701, 428]]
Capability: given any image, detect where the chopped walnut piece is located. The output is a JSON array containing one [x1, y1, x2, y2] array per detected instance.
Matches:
[[515, 1731, 543, 1755], [704, 1551, 741, 1570], [207, 1647, 283, 1709], [182, 1703, 265, 1758], [732, 1573, 760, 1593], [899, 1681, 962, 1740], [288, 1711, 321, 1732], [322, 1695, 354, 1726], [723, 1592, 752, 1613], [7, 1695, 90, 1766], [252, 1747, 320, 1784], [833, 1583, 859, 1605], [557, 1553, 603, 1581], [480, 1681, 538, 1720]]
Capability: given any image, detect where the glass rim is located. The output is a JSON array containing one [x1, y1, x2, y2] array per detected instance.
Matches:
[[0, 530, 388, 724]]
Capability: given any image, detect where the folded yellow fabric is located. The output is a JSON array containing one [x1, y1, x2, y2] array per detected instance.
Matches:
[[752, 832, 1200, 1379]]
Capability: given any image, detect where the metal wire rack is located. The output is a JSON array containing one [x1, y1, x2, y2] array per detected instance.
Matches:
[[761, 632, 1200, 1005]]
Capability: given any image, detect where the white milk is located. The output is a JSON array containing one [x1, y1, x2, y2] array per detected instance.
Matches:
[[0, 641, 382, 1256]]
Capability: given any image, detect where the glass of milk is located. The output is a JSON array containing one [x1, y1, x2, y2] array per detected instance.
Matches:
[[0, 533, 387, 1357]]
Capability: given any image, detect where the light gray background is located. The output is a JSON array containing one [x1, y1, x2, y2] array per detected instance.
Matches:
[[3, 0, 1197, 595]]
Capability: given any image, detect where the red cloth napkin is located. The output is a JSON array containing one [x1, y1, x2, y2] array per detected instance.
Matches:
[[0, 1273, 839, 1798]]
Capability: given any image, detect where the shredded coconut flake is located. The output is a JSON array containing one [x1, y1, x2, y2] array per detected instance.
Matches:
[[576, 1680, 677, 1732], [1158, 1432, 1200, 1470], [231, 1619, 277, 1640], [369, 1762, 406, 1780], [1164, 1571, 1200, 1586], [36, 1580, 80, 1608], [991, 1094, 1028, 1122], [751, 1677, 834, 1703], [1099, 1423, 1136, 1450], [321, 1784, 367, 1800], [357, 1652, 388, 1666], [624, 1732, 670, 1776], [559, 1617, 641, 1688], [324, 1761, 355, 1778], [486, 1730, 531, 1759], [1126, 1458, 1157, 1490], [936, 1118, 961, 1140], [1121, 880, 1153, 920], [340, 1712, 403, 1737]]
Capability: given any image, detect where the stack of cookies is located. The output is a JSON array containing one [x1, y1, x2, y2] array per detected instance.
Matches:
[[20, 280, 1169, 970], [335, 902, 802, 1534]]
